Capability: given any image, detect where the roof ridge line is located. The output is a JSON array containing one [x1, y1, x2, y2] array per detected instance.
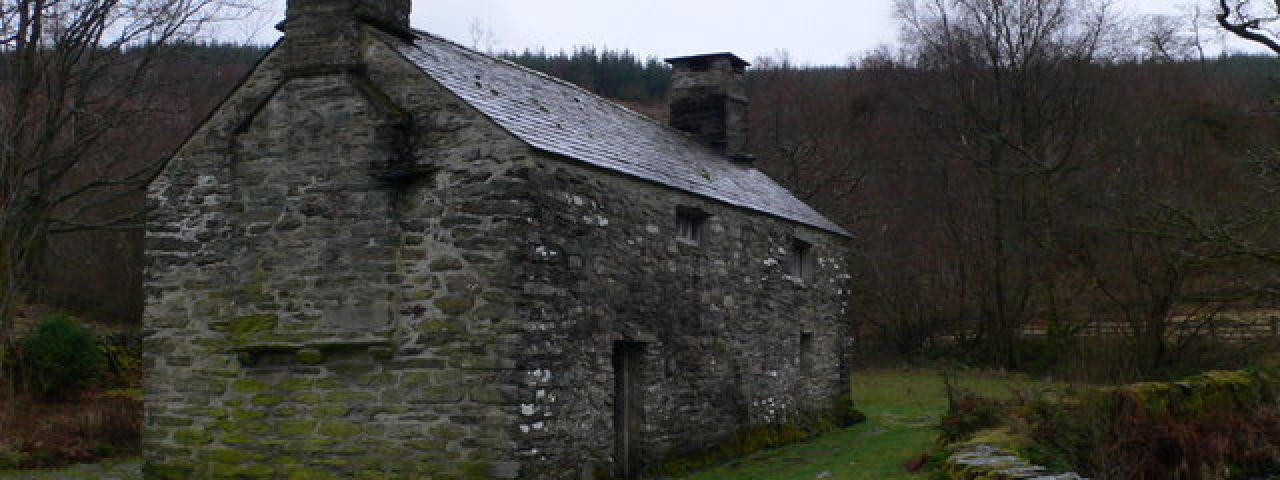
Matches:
[[406, 29, 730, 159], [396, 29, 851, 238]]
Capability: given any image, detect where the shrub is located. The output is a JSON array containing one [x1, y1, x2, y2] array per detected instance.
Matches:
[[22, 314, 105, 399], [939, 372, 1004, 444], [97, 330, 143, 386], [829, 393, 868, 427], [0, 443, 26, 469], [1024, 369, 1280, 479]]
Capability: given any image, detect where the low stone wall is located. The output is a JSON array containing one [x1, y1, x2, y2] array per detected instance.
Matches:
[[944, 444, 1086, 480], [947, 442, 1085, 480], [1118, 369, 1273, 418], [943, 369, 1277, 480]]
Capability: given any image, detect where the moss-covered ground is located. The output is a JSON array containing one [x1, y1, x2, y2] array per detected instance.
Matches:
[[680, 368, 1061, 480]]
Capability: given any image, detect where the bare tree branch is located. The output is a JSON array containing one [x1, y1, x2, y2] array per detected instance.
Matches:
[[1217, 0, 1280, 54], [0, 0, 256, 386]]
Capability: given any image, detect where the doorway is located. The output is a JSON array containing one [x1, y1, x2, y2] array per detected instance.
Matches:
[[612, 341, 645, 478]]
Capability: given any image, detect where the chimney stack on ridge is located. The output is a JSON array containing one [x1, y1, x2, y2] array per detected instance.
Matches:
[[282, 0, 413, 71], [665, 53, 752, 162]]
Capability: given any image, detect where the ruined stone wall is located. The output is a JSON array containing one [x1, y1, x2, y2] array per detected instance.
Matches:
[[144, 29, 540, 479], [505, 155, 852, 477]]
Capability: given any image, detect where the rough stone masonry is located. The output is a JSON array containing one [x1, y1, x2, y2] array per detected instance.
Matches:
[[142, 0, 854, 478]]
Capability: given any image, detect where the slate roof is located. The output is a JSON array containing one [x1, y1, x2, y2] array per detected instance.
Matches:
[[395, 32, 851, 237]]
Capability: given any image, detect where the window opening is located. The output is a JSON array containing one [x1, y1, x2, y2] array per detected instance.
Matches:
[[676, 207, 709, 243], [789, 238, 812, 279]]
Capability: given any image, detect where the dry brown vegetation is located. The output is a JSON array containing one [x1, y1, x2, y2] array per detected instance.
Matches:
[[0, 389, 141, 468], [0, 307, 143, 468]]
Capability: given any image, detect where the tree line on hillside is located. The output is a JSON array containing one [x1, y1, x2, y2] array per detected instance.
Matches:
[[11, 0, 1280, 384], [500, 47, 672, 104]]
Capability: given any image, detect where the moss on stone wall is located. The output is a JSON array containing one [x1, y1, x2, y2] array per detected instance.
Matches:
[[215, 314, 278, 344], [1118, 368, 1273, 419], [650, 421, 814, 477], [649, 398, 866, 477]]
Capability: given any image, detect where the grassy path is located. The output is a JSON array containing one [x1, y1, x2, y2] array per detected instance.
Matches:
[[682, 369, 1056, 480]]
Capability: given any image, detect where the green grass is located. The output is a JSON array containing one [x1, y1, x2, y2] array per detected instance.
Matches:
[[680, 368, 1060, 480]]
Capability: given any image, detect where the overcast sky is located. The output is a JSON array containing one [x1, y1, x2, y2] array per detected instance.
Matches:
[[231, 1, 1257, 66]]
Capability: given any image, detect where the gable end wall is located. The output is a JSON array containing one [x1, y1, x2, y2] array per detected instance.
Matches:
[[144, 29, 540, 479]]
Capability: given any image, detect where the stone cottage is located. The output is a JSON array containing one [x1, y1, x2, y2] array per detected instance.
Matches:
[[143, 0, 853, 478]]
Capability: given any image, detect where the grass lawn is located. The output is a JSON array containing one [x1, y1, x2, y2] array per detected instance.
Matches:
[[681, 368, 1061, 480]]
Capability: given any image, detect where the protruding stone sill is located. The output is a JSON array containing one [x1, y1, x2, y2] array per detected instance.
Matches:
[[945, 444, 1086, 480], [231, 339, 393, 366]]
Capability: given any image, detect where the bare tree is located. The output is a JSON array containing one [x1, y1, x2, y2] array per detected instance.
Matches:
[[894, 0, 1120, 366], [1136, 147, 1280, 265], [748, 53, 881, 225], [468, 18, 497, 52], [0, 0, 252, 374], [1141, 14, 1200, 62], [1216, 0, 1280, 53]]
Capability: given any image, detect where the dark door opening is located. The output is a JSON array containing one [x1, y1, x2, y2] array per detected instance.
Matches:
[[800, 332, 814, 375], [612, 341, 645, 479]]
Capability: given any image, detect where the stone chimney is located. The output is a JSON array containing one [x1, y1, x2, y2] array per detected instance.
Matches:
[[281, 0, 413, 71], [665, 53, 752, 162]]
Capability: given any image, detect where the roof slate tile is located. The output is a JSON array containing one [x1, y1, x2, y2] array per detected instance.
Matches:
[[395, 32, 850, 237]]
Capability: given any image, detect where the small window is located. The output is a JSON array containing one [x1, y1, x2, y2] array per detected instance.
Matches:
[[788, 238, 811, 279], [676, 207, 709, 243]]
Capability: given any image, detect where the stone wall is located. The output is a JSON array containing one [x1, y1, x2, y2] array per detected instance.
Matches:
[[497, 153, 852, 476], [944, 444, 1085, 480], [145, 24, 851, 479], [145, 29, 540, 478]]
